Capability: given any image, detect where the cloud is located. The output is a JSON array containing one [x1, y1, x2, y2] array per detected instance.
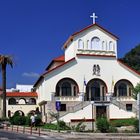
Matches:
[[22, 72, 40, 78]]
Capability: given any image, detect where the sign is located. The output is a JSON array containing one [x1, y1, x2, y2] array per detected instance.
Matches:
[[56, 101, 61, 111]]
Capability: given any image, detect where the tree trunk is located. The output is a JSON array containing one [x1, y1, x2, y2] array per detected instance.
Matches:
[[2, 64, 6, 118]]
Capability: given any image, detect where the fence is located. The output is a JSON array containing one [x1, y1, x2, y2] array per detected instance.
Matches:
[[3, 125, 46, 136]]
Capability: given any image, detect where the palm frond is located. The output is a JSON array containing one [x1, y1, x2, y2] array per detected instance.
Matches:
[[0, 55, 14, 68]]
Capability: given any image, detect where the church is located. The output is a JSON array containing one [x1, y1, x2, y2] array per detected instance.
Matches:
[[34, 13, 140, 129]]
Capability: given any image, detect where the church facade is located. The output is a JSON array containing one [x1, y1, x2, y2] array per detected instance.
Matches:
[[34, 22, 140, 128]]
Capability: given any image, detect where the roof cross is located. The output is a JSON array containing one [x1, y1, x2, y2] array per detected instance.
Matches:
[[90, 13, 98, 24]]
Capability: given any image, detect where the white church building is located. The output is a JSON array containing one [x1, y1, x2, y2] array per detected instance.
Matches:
[[34, 15, 140, 128]]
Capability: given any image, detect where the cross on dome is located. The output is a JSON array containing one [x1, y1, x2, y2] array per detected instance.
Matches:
[[90, 13, 98, 24]]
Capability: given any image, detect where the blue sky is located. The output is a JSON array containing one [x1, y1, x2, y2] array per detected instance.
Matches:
[[0, 0, 140, 88]]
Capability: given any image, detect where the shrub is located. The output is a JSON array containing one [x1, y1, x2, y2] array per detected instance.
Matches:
[[58, 120, 70, 130], [10, 112, 29, 126], [110, 118, 137, 127], [10, 115, 26, 125], [43, 121, 71, 131], [75, 122, 86, 132], [43, 123, 57, 130], [25, 116, 31, 126], [35, 115, 42, 126], [0, 117, 9, 122], [132, 82, 140, 99], [96, 117, 110, 133], [108, 125, 117, 133], [133, 119, 139, 133]]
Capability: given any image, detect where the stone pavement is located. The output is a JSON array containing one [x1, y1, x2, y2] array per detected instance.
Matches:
[[39, 131, 140, 140], [3, 125, 140, 140]]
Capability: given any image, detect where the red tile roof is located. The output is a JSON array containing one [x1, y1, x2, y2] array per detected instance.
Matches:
[[54, 55, 65, 61], [34, 57, 75, 87], [6, 92, 38, 97], [117, 59, 140, 77], [63, 23, 118, 49], [45, 55, 65, 71]]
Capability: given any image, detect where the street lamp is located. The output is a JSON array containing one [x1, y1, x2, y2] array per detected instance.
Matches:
[[56, 101, 61, 133], [138, 92, 140, 134], [91, 101, 94, 132]]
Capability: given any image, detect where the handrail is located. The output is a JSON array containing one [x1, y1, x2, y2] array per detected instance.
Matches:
[[85, 96, 110, 102], [111, 97, 137, 113]]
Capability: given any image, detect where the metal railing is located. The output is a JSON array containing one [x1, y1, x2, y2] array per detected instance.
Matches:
[[111, 97, 137, 114], [67, 101, 90, 113], [85, 96, 110, 102], [52, 101, 91, 121]]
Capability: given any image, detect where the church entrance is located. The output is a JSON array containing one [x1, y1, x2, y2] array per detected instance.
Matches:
[[91, 83, 100, 101], [85, 78, 107, 101], [96, 106, 107, 118]]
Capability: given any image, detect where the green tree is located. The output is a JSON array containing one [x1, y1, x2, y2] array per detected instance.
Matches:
[[0, 55, 13, 117], [132, 82, 140, 99], [121, 44, 140, 72], [96, 117, 110, 133]]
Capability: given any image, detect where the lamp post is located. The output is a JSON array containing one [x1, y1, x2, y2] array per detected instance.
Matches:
[[55, 101, 61, 133], [138, 92, 140, 134], [91, 101, 94, 132]]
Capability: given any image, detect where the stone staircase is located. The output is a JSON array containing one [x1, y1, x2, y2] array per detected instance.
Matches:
[[60, 101, 91, 118], [51, 101, 91, 122], [111, 97, 137, 114], [67, 101, 90, 112]]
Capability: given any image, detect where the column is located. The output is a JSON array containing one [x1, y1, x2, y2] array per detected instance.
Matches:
[[127, 85, 129, 97]]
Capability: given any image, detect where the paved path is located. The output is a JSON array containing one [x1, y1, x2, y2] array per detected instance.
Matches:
[[2, 127, 140, 140], [0, 129, 65, 140]]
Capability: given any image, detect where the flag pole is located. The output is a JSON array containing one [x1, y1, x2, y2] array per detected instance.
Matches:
[[111, 76, 114, 94], [82, 75, 87, 101]]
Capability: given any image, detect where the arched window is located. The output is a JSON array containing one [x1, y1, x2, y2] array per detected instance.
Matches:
[[91, 37, 100, 50], [109, 41, 114, 51], [56, 86, 60, 96], [78, 39, 84, 49], [118, 83, 127, 96], [114, 80, 133, 97], [87, 40, 90, 49], [18, 98, 26, 104], [14, 110, 24, 116], [102, 41, 105, 51], [56, 78, 78, 97], [8, 98, 16, 105], [62, 82, 71, 96], [29, 98, 36, 105]]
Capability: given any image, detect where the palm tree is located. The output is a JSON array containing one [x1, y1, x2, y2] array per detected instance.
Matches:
[[0, 55, 13, 118]]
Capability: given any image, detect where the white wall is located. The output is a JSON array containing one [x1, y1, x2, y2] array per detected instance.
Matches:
[[55, 104, 93, 123], [16, 84, 33, 92], [64, 25, 117, 61], [65, 40, 76, 61], [37, 56, 140, 103], [109, 104, 136, 119], [6, 98, 39, 116]]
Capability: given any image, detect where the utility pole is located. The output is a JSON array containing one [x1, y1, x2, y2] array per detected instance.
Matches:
[[91, 101, 94, 132], [57, 110, 60, 133], [55, 101, 61, 133], [137, 92, 140, 133]]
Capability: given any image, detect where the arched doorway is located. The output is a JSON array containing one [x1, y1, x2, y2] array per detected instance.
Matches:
[[85, 78, 107, 101], [14, 110, 25, 116]]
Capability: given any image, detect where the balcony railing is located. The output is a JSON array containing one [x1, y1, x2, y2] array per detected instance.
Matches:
[[53, 96, 79, 101], [85, 96, 110, 102]]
